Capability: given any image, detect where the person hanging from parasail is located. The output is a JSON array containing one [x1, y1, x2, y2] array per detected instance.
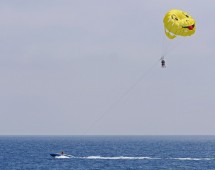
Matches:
[[161, 59, 166, 68]]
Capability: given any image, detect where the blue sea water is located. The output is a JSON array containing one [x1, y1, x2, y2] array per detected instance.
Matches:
[[1, 136, 215, 170]]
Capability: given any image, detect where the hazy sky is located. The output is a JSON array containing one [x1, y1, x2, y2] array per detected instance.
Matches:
[[0, 1, 214, 135]]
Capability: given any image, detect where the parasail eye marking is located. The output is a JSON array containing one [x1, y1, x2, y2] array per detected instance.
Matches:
[[171, 14, 178, 21]]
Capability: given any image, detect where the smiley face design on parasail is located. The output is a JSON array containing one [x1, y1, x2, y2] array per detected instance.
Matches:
[[163, 9, 196, 39]]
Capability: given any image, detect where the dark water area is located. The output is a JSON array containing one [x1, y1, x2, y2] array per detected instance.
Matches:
[[1, 136, 215, 169]]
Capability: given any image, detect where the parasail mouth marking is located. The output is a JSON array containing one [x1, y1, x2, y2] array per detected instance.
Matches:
[[182, 24, 195, 30]]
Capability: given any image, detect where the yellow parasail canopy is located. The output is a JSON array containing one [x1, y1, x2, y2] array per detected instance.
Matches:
[[163, 9, 196, 39]]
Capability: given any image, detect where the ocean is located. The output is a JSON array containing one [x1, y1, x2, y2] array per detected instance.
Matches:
[[1, 136, 215, 170]]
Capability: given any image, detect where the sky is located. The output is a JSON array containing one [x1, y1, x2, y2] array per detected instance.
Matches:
[[0, 0, 214, 135]]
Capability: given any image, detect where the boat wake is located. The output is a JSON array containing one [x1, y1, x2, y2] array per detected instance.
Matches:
[[52, 155, 215, 161], [54, 155, 74, 159], [55, 155, 70, 159], [82, 156, 159, 160], [169, 157, 215, 161]]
